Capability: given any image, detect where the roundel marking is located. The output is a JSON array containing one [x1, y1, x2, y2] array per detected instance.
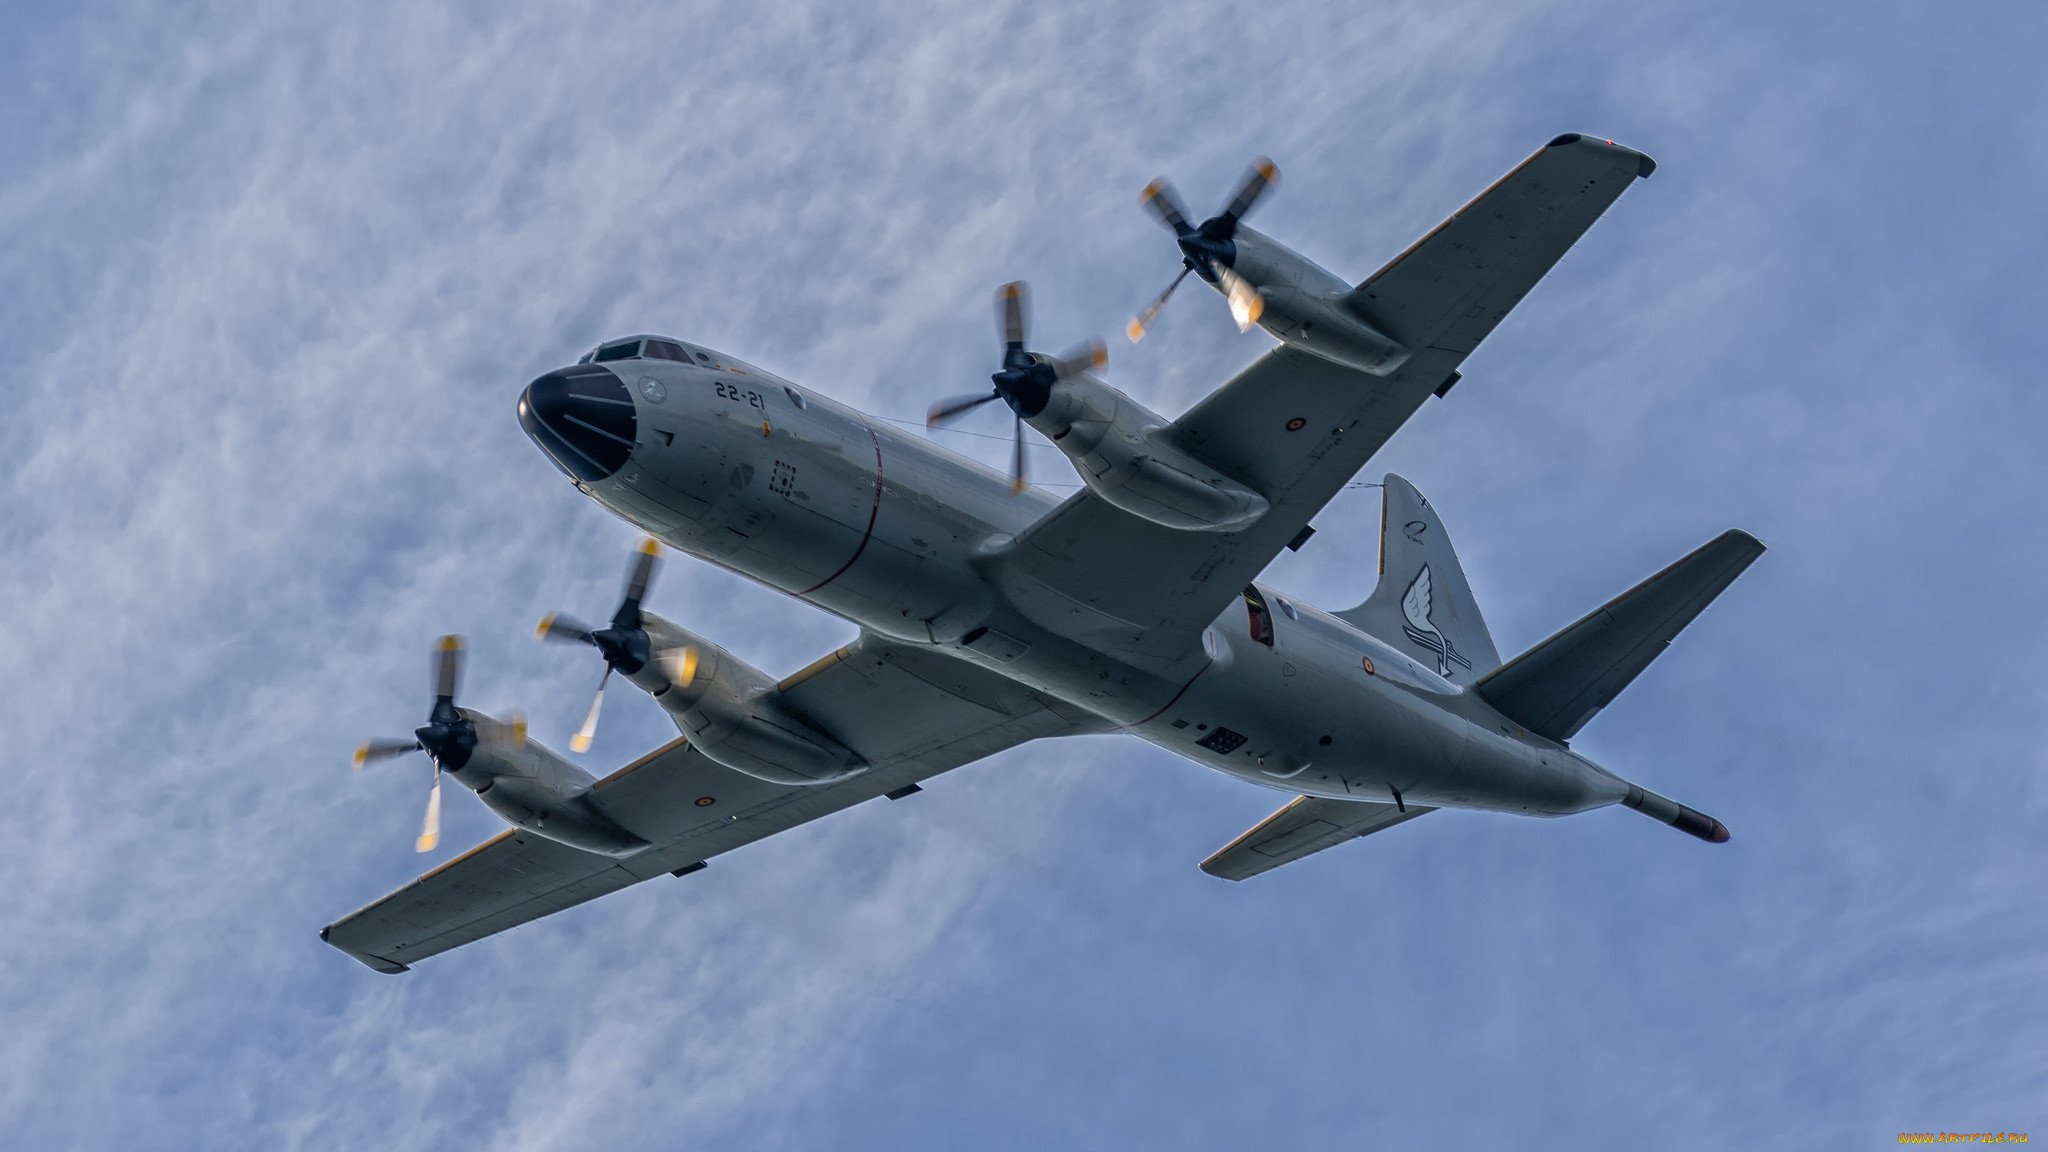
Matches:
[[694, 796, 716, 807], [1285, 417, 1307, 432], [1361, 655, 1376, 676]]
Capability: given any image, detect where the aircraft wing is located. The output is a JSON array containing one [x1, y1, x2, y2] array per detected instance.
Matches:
[[1199, 794, 1435, 881], [322, 635, 1106, 972], [997, 135, 1653, 675]]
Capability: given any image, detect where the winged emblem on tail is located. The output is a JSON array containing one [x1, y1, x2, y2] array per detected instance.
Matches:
[[1400, 565, 1471, 677]]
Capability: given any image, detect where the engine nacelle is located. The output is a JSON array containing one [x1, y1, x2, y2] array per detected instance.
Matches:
[[1227, 228, 1411, 376], [626, 617, 865, 786], [1027, 375, 1268, 532]]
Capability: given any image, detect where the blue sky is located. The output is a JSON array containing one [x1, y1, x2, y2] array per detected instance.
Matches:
[[1, 0, 2042, 1146]]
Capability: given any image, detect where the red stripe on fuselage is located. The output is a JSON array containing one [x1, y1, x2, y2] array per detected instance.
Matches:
[[795, 418, 884, 596]]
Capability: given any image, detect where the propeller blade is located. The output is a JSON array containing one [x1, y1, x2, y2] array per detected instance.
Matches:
[[571, 666, 611, 753], [661, 644, 701, 689], [434, 634, 463, 699], [535, 612, 596, 644], [1221, 157, 1279, 226], [1218, 263, 1266, 331], [624, 538, 659, 605], [1128, 265, 1193, 343], [1008, 411, 1027, 495], [1049, 338, 1107, 381], [997, 281, 1028, 347], [353, 738, 420, 770], [416, 767, 442, 853], [926, 391, 1002, 428], [479, 710, 528, 751], [1140, 179, 1192, 233]]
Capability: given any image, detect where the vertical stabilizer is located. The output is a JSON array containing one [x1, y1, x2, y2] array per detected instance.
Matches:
[[1334, 475, 1499, 684]]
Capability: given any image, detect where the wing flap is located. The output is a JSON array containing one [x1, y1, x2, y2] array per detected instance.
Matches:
[[1200, 794, 1434, 881]]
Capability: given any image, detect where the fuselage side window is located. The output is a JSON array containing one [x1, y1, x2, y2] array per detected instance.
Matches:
[[1243, 586, 1275, 647], [594, 340, 642, 362]]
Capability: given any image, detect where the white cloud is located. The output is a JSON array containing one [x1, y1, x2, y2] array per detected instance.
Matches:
[[0, 0, 2043, 1146]]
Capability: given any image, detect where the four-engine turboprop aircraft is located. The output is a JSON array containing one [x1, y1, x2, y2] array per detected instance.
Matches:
[[324, 134, 1764, 974]]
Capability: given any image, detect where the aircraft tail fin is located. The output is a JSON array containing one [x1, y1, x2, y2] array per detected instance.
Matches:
[[1334, 474, 1499, 686], [1475, 529, 1765, 742]]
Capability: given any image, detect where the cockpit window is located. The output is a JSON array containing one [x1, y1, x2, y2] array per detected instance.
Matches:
[[594, 340, 641, 362], [1243, 586, 1275, 647], [644, 340, 690, 363]]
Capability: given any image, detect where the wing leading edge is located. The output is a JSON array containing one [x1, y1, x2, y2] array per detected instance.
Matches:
[[322, 635, 1107, 972]]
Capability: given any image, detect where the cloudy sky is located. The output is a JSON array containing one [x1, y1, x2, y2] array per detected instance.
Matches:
[[1, 0, 2042, 1146]]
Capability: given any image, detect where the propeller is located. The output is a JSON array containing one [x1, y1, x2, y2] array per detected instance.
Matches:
[[537, 538, 696, 751], [926, 282, 1105, 494], [350, 635, 523, 853], [1127, 157, 1278, 341]]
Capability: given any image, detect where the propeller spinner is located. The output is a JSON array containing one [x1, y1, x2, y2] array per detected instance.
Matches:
[[926, 282, 1105, 494], [352, 636, 524, 853], [1128, 157, 1278, 341]]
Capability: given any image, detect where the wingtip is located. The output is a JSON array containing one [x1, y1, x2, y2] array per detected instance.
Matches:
[[1545, 132, 1654, 178]]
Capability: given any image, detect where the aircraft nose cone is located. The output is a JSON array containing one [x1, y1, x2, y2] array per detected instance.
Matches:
[[518, 364, 638, 482]]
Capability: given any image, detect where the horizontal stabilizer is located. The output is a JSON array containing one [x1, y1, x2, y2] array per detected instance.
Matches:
[[1476, 529, 1765, 741], [1201, 794, 1433, 881]]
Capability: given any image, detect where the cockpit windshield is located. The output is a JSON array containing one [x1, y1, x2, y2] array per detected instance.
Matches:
[[576, 336, 696, 365]]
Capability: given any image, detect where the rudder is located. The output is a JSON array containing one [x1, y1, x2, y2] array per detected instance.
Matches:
[[1335, 475, 1499, 685]]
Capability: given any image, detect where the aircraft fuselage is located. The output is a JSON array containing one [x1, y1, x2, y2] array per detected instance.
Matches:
[[518, 348, 1627, 818]]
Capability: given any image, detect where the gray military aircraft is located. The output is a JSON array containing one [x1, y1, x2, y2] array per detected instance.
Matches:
[[325, 134, 1762, 973]]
